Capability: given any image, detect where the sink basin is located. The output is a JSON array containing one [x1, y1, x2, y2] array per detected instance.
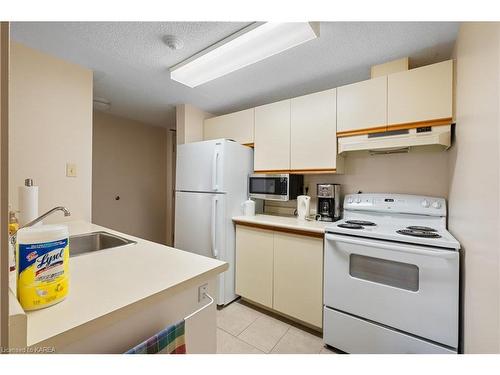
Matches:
[[69, 231, 136, 257]]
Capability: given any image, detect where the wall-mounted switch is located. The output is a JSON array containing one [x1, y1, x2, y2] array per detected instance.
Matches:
[[66, 163, 77, 177]]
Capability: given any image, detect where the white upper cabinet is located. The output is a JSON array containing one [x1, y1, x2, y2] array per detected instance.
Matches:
[[290, 89, 338, 171], [337, 76, 387, 134], [203, 108, 254, 144], [254, 99, 291, 172], [387, 60, 453, 126]]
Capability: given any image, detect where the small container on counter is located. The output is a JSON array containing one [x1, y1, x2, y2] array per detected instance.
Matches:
[[16, 224, 70, 311]]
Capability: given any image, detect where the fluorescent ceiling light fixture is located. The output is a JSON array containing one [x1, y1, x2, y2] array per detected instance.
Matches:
[[170, 22, 320, 88]]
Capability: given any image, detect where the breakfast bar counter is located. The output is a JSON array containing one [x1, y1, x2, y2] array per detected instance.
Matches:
[[9, 220, 228, 353]]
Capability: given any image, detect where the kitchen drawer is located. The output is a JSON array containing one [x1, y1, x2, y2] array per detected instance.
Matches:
[[323, 307, 456, 354]]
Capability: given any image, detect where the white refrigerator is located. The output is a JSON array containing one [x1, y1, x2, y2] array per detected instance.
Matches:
[[174, 139, 253, 306]]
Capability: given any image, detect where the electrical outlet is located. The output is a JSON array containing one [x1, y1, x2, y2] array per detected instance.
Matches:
[[198, 283, 208, 302], [66, 163, 77, 177]]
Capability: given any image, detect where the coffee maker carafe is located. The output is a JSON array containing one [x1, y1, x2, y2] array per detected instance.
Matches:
[[317, 184, 340, 222]]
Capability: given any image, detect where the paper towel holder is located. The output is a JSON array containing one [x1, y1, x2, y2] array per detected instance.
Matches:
[[25, 178, 34, 187]]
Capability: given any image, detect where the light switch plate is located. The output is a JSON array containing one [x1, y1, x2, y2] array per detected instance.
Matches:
[[66, 163, 77, 177]]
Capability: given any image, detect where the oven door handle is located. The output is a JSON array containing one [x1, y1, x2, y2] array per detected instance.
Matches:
[[325, 233, 457, 259]]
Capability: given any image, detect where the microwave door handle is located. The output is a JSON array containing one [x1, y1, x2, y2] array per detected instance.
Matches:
[[212, 150, 220, 191], [326, 233, 457, 259], [211, 196, 218, 258]]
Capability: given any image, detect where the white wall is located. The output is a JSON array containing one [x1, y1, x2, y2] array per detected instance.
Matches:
[[92, 111, 167, 244], [176, 104, 212, 145], [9, 42, 93, 222], [448, 22, 500, 353]]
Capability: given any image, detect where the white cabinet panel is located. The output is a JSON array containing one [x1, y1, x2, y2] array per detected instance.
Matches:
[[235, 226, 274, 308], [254, 100, 291, 171], [290, 89, 337, 171], [235, 224, 324, 328], [203, 108, 254, 144], [273, 232, 323, 328], [388, 60, 453, 125], [337, 76, 387, 133]]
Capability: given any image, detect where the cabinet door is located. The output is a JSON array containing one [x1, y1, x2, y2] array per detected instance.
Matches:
[[337, 76, 387, 134], [290, 89, 337, 171], [203, 108, 254, 144], [273, 232, 323, 328], [254, 100, 291, 171], [235, 225, 274, 308], [388, 60, 453, 126]]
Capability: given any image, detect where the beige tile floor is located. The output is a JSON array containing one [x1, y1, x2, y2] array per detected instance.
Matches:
[[216, 299, 339, 354]]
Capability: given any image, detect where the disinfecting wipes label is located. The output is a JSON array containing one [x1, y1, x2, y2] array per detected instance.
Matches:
[[18, 239, 68, 283]]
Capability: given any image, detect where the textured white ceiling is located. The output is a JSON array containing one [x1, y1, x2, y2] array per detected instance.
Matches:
[[11, 22, 459, 128]]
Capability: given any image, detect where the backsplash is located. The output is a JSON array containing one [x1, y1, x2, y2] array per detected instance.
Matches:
[[263, 200, 298, 216], [263, 146, 450, 216]]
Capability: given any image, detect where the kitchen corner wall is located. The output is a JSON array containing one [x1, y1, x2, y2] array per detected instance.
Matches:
[[92, 111, 168, 244], [448, 22, 500, 353], [9, 42, 93, 222], [176, 104, 212, 145]]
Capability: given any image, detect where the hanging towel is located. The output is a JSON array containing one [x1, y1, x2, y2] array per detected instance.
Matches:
[[125, 320, 186, 354]]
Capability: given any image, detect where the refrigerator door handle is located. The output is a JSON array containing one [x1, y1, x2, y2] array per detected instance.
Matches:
[[212, 149, 220, 191], [211, 196, 219, 258]]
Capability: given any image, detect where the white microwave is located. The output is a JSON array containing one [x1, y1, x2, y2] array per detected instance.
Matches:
[[248, 174, 304, 201]]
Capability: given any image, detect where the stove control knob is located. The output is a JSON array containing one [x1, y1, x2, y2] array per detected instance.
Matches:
[[421, 199, 430, 208], [432, 201, 442, 209], [347, 197, 353, 204], [355, 197, 361, 204]]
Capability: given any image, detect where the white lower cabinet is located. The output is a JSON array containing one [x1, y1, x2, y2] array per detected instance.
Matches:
[[235, 224, 324, 328], [235, 226, 274, 308], [273, 232, 323, 328]]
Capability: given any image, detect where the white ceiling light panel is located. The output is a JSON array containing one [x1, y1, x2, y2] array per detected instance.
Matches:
[[170, 22, 320, 88]]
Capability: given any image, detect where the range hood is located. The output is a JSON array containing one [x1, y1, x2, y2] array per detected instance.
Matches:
[[338, 125, 452, 154]]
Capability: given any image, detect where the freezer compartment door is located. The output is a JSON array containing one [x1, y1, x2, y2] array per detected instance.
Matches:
[[174, 192, 225, 259], [176, 140, 225, 192]]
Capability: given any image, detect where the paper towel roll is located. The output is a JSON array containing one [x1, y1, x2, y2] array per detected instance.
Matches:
[[18, 183, 38, 226]]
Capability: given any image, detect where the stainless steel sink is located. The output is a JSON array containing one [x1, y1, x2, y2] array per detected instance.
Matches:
[[69, 231, 136, 257]]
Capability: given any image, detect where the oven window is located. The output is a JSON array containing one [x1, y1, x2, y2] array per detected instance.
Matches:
[[349, 254, 419, 292], [249, 178, 280, 194]]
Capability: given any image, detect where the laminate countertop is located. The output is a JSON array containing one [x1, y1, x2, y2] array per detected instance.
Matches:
[[9, 220, 228, 347], [232, 214, 331, 237]]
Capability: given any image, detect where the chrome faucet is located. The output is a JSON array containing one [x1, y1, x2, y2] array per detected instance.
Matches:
[[10, 206, 71, 245]]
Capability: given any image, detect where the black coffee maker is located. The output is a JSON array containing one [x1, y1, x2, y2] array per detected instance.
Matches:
[[317, 184, 340, 222]]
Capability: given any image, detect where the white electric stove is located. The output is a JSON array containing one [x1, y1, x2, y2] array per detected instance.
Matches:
[[323, 193, 460, 354]]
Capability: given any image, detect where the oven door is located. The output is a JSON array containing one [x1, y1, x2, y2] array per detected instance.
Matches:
[[324, 233, 459, 348], [248, 174, 288, 201]]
